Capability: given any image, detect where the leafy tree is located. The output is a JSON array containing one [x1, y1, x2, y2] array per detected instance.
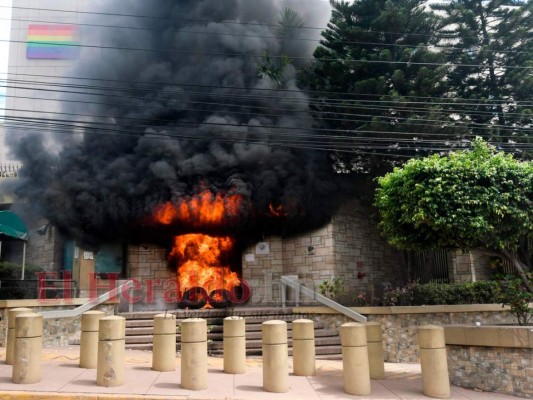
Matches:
[[375, 139, 533, 291], [308, 0, 466, 173], [258, 8, 304, 88], [432, 0, 532, 158]]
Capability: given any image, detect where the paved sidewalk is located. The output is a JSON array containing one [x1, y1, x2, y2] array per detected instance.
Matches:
[[0, 346, 523, 399]]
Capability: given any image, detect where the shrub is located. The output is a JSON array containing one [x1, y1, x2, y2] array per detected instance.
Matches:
[[0, 261, 44, 299], [495, 273, 533, 326], [382, 280, 499, 306], [318, 277, 345, 300]]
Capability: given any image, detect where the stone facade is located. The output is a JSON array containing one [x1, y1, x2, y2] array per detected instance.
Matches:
[[294, 305, 518, 363], [448, 250, 492, 283], [448, 346, 532, 398], [125, 244, 177, 311], [24, 225, 63, 273], [242, 199, 406, 307], [0, 300, 114, 347]]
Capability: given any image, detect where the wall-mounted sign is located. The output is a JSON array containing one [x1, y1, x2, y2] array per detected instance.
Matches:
[[27, 24, 80, 59], [255, 242, 270, 255]]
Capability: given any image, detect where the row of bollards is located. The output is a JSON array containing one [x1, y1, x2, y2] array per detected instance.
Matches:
[[5, 308, 451, 399]]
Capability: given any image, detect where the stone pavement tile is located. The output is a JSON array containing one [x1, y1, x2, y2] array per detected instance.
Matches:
[[233, 369, 321, 400], [58, 364, 159, 395], [146, 368, 235, 399], [450, 386, 522, 400], [308, 372, 402, 400], [379, 377, 470, 400], [0, 362, 12, 374], [0, 362, 86, 392]]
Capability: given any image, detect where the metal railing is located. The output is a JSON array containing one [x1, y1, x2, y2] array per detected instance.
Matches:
[[39, 280, 134, 319], [280, 275, 367, 323]]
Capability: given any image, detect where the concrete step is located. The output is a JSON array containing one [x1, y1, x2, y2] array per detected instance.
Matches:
[[121, 307, 342, 357], [123, 343, 343, 357], [125, 329, 340, 344]]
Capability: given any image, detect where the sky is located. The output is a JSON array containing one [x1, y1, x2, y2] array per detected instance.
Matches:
[[0, 0, 12, 118]]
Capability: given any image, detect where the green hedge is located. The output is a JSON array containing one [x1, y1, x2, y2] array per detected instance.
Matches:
[[0, 261, 44, 299], [382, 280, 499, 306]]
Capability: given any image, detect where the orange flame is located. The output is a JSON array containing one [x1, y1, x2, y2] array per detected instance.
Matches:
[[170, 234, 240, 303], [154, 191, 243, 226], [268, 202, 287, 217]]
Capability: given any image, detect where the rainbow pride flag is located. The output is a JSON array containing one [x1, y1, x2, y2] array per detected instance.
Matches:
[[27, 24, 80, 59]]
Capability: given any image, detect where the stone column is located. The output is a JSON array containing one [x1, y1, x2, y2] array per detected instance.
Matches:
[[340, 322, 371, 396], [96, 316, 126, 387], [180, 318, 208, 390], [152, 313, 177, 372], [262, 320, 288, 393], [292, 319, 315, 376], [366, 322, 385, 380], [418, 325, 450, 399], [223, 316, 246, 374], [80, 310, 105, 368], [12, 312, 43, 384], [6, 307, 32, 365]]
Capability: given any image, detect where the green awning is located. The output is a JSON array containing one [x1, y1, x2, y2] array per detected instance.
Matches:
[[0, 211, 29, 241]]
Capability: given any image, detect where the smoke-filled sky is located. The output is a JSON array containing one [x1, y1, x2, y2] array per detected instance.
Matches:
[[12, 0, 355, 246]]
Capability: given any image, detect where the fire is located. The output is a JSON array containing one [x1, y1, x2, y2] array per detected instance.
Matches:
[[268, 202, 287, 217], [154, 190, 243, 226], [170, 233, 240, 305]]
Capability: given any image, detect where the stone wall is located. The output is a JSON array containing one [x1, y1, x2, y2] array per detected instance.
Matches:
[[0, 299, 114, 347], [448, 250, 492, 283], [242, 199, 405, 307], [126, 244, 177, 311], [294, 305, 518, 363], [448, 346, 532, 399], [331, 201, 404, 303], [24, 225, 63, 272], [445, 325, 533, 399]]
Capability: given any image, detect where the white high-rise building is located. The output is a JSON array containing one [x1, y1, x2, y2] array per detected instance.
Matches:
[[3, 0, 84, 162]]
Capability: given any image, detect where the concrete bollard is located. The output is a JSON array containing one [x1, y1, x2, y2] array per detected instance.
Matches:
[[12, 312, 43, 384], [180, 318, 208, 390], [96, 316, 126, 387], [79, 310, 105, 368], [340, 322, 371, 396], [418, 325, 451, 399], [152, 313, 177, 372], [262, 320, 289, 393], [223, 316, 246, 374], [366, 322, 385, 380], [292, 319, 315, 376], [6, 307, 32, 365]]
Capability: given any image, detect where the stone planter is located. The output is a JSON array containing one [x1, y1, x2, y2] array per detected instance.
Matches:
[[445, 324, 533, 399]]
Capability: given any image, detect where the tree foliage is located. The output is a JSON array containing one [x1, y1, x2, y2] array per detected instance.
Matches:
[[308, 0, 465, 172], [375, 139, 533, 289], [432, 0, 532, 158], [306, 0, 532, 173]]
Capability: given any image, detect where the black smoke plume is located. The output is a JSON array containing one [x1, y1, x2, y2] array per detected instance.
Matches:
[[12, 0, 353, 246]]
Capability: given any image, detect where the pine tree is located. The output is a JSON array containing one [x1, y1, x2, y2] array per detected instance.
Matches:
[[308, 0, 463, 173], [432, 0, 532, 158]]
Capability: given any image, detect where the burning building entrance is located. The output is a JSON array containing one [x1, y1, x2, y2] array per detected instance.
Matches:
[[170, 233, 241, 308], [153, 189, 246, 308], [8, 0, 406, 308]]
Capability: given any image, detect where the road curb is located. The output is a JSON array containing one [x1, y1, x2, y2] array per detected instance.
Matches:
[[0, 393, 196, 400]]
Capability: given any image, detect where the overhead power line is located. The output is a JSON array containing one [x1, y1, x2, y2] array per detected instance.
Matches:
[[2, 38, 531, 70], [2, 4, 528, 43], [1, 16, 527, 56], [2, 72, 531, 106], [5, 116, 530, 158]]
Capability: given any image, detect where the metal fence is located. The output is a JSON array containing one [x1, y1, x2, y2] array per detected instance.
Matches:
[[0, 279, 78, 300], [409, 250, 450, 283]]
